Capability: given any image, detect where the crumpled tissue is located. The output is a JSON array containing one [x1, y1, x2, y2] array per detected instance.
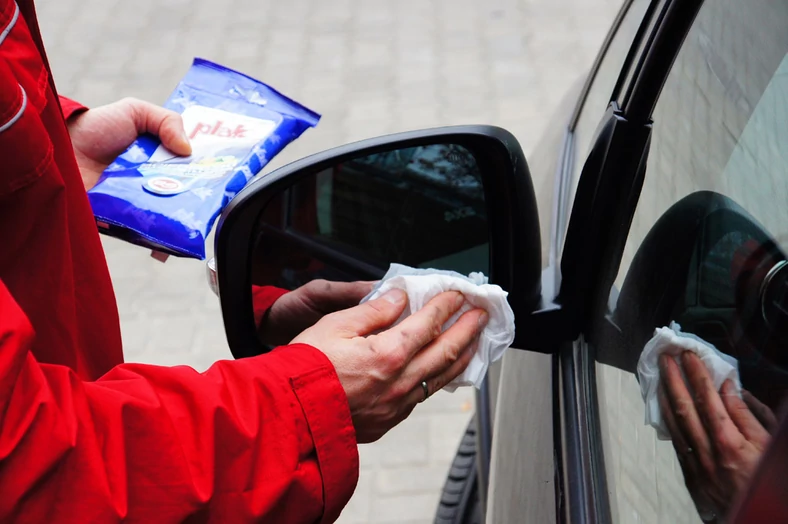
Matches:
[[362, 264, 515, 391], [637, 321, 741, 440]]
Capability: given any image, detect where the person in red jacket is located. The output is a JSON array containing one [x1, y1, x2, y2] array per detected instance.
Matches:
[[0, 2, 488, 522]]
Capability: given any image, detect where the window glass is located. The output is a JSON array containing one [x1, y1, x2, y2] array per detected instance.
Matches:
[[561, 0, 650, 251], [250, 144, 489, 289], [290, 145, 488, 271], [595, 1, 788, 522]]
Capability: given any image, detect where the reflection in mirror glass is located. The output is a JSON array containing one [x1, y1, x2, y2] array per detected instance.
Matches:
[[250, 143, 489, 292]]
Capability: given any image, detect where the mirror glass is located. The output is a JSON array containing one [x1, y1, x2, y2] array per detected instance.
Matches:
[[250, 143, 490, 291]]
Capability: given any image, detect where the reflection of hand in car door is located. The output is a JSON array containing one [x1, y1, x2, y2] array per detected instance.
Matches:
[[658, 351, 777, 521]]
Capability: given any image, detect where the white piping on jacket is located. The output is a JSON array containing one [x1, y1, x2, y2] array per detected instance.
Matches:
[[0, 3, 26, 134], [0, 85, 27, 133], [0, 2, 19, 47]]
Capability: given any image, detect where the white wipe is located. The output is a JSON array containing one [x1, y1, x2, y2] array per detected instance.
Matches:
[[637, 321, 741, 440], [362, 264, 515, 391]]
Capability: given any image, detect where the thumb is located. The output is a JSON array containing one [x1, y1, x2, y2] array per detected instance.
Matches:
[[126, 98, 192, 157], [329, 288, 407, 337]]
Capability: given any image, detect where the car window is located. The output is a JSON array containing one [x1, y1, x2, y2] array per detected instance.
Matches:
[[562, 0, 650, 248], [594, 1, 788, 522]]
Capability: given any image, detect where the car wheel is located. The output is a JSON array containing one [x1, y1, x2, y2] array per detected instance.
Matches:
[[434, 416, 483, 524]]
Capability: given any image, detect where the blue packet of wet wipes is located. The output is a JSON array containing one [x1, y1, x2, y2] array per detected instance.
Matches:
[[88, 58, 319, 259]]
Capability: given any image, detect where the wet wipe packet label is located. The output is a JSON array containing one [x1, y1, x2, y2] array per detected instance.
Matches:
[[88, 58, 320, 259]]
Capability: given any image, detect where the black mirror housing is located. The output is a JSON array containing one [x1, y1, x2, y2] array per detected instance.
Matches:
[[215, 125, 542, 358]]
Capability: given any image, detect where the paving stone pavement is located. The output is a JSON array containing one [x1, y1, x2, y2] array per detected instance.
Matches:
[[36, 0, 623, 522]]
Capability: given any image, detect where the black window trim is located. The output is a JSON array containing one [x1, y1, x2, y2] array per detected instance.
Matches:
[[621, 0, 706, 123], [611, 0, 668, 103], [569, 0, 638, 130]]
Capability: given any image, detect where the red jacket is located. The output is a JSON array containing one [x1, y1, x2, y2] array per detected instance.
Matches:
[[0, 2, 358, 522]]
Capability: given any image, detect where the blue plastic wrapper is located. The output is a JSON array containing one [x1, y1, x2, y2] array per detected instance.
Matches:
[[88, 58, 320, 259]]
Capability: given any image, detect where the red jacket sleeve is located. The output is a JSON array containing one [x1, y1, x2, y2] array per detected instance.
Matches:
[[0, 281, 358, 523], [252, 285, 289, 327], [58, 95, 87, 121]]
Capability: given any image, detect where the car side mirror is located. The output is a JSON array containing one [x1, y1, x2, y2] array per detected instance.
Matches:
[[213, 125, 543, 358]]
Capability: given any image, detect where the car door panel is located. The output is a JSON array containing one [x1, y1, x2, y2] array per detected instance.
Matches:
[[486, 350, 556, 524], [486, 1, 658, 521]]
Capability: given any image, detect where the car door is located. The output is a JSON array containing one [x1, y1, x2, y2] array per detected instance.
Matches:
[[574, 0, 788, 522], [485, 0, 655, 521]]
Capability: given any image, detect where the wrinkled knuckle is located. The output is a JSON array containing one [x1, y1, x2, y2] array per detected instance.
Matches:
[[369, 337, 404, 373], [389, 381, 410, 401], [398, 328, 416, 346], [714, 428, 728, 447], [674, 400, 693, 419], [368, 367, 389, 388], [714, 430, 735, 456], [368, 335, 388, 357], [433, 301, 449, 320], [383, 349, 407, 373], [442, 339, 462, 364], [430, 322, 443, 341]]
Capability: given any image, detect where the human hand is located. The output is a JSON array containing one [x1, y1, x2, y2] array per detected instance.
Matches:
[[259, 280, 375, 346], [658, 351, 773, 521], [66, 97, 192, 190], [293, 289, 488, 443]]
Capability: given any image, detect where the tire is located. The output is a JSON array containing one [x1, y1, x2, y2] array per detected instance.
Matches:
[[434, 416, 483, 524]]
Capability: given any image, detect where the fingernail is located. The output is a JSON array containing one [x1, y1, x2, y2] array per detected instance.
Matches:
[[382, 289, 406, 304], [681, 351, 692, 364], [720, 379, 734, 395], [477, 310, 489, 328], [455, 292, 465, 307], [177, 132, 192, 155]]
